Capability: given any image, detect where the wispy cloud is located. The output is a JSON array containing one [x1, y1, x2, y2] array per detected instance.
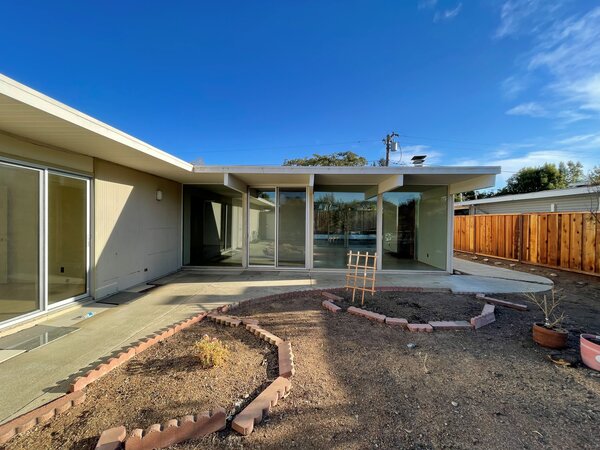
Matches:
[[434, 3, 463, 23], [449, 132, 600, 188], [418, 0, 437, 10], [389, 144, 443, 165], [497, 3, 600, 123], [506, 102, 547, 117]]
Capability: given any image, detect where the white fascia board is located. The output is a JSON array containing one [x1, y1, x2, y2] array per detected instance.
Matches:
[[0, 73, 193, 172], [193, 165, 501, 176], [224, 173, 247, 193], [449, 174, 497, 195]]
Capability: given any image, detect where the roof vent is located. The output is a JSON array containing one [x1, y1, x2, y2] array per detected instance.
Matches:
[[411, 155, 427, 166]]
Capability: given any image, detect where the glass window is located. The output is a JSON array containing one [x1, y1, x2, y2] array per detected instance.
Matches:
[[183, 185, 243, 266], [278, 189, 306, 267], [48, 174, 88, 304], [382, 186, 447, 270], [0, 162, 40, 323], [313, 187, 377, 269], [248, 189, 276, 266]]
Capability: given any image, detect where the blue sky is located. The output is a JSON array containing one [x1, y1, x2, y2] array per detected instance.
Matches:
[[1, 1, 599, 187]]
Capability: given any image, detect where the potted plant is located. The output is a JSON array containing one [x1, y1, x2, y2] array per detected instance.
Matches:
[[524, 290, 568, 349]]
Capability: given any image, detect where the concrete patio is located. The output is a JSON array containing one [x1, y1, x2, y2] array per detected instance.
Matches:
[[0, 262, 551, 424]]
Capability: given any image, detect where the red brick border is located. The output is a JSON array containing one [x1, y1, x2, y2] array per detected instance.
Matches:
[[231, 377, 291, 436], [319, 287, 501, 333], [69, 311, 208, 393], [123, 407, 226, 450], [0, 391, 85, 445]]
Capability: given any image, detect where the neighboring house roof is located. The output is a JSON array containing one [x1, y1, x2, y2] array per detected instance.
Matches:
[[455, 186, 594, 208], [0, 72, 500, 190]]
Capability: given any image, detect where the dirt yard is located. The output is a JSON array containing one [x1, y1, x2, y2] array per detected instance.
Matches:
[[3, 259, 599, 450], [2, 321, 277, 450]]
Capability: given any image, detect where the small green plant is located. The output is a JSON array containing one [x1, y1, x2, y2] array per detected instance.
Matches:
[[195, 334, 230, 369]]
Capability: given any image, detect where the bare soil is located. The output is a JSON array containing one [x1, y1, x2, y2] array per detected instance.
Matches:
[[334, 291, 482, 323], [2, 321, 277, 450], [4, 259, 600, 450]]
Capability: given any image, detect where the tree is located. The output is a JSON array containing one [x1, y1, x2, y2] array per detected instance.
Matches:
[[283, 151, 368, 166], [587, 166, 600, 224], [498, 163, 569, 195], [558, 160, 584, 185]]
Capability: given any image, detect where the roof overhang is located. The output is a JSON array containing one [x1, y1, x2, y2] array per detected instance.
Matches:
[[0, 73, 500, 189], [0, 74, 197, 182], [193, 165, 500, 191]]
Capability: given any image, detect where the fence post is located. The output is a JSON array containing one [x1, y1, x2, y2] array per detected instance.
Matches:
[[517, 214, 523, 262], [474, 215, 478, 255]]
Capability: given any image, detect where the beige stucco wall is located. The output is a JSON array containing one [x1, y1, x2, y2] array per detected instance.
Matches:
[[94, 159, 181, 298], [0, 131, 93, 174]]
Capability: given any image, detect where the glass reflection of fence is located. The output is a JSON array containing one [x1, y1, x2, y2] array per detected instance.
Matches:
[[345, 251, 377, 305]]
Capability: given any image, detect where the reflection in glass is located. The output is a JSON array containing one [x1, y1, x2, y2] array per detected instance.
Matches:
[[313, 187, 376, 268], [382, 186, 447, 270], [48, 174, 88, 304], [0, 163, 40, 323], [183, 186, 243, 266], [249, 189, 276, 266], [278, 189, 306, 267]]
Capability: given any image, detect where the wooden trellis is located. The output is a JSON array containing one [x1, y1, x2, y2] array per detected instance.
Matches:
[[345, 251, 377, 305]]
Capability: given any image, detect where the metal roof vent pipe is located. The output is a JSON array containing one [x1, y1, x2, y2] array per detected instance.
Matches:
[[411, 155, 427, 166]]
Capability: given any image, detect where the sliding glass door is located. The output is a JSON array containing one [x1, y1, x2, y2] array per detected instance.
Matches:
[[0, 162, 41, 323], [0, 160, 90, 328], [248, 189, 276, 266], [48, 173, 89, 304], [278, 189, 306, 267], [248, 187, 306, 268]]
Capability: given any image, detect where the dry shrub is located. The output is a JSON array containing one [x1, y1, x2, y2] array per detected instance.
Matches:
[[195, 334, 230, 369]]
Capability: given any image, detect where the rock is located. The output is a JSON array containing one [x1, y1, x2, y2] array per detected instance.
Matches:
[[483, 258, 489, 262], [494, 261, 502, 265], [549, 273, 558, 277], [471, 256, 478, 260], [451, 401, 459, 407], [509, 263, 516, 267], [530, 268, 536, 271], [407, 343, 417, 349]]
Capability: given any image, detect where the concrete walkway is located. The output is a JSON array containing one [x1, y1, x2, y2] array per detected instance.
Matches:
[[453, 258, 553, 285], [0, 267, 551, 424]]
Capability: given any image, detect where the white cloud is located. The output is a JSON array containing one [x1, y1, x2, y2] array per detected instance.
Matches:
[[497, 3, 600, 122], [501, 75, 528, 99], [450, 133, 600, 188], [434, 3, 462, 22], [495, 0, 552, 39], [388, 144, 443, 165], [506, 102, 547, 117], [418, 0, 437, 10]]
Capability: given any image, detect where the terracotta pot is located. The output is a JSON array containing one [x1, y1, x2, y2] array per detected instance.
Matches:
[[532, 323, 568, 349], [580, 334, 600, 371]]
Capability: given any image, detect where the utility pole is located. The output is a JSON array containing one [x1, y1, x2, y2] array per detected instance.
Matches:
[[383, 132, 399, 167]]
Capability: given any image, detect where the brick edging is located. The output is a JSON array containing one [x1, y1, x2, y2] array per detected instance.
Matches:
[[70, 312, 208, 393], [231, 377, 291, 436], [0, 391, 86, 445], [319, 289, 496, 332], [96, 407, 226, 450]]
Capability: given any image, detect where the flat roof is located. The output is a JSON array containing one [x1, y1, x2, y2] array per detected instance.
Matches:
[[455, 186, 594, 207], [0, 72, 499, 188]]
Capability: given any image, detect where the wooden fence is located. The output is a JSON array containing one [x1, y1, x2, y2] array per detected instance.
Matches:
[[454, 213, 600, 276]]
